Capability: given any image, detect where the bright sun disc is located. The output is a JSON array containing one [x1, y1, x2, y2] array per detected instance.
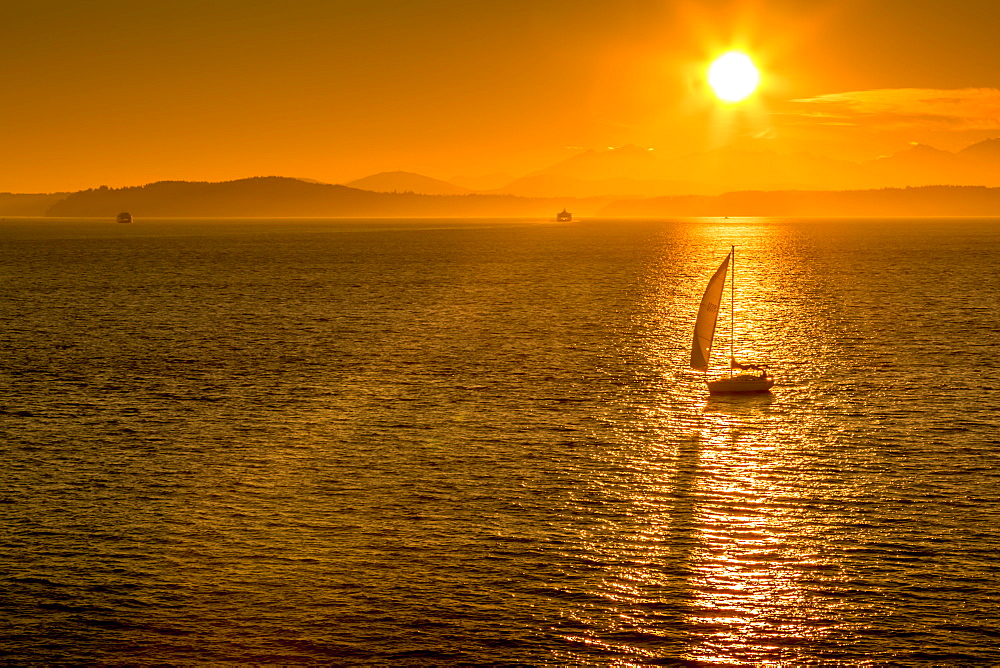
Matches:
[[708, 52, 759, 102]]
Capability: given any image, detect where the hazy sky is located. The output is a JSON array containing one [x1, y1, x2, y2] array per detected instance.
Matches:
[[3, 0, 999, 192]]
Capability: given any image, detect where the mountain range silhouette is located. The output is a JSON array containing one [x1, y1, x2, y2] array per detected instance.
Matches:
[[1, 138, 998, 218], [350, 138, 1000, 198]]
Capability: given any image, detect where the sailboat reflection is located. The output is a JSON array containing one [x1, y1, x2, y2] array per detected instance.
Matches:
[[678, 417, 838, 663], [703, 391, 775, 414]]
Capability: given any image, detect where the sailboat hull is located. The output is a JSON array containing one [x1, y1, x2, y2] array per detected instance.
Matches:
[[706, 374, 774, 394]]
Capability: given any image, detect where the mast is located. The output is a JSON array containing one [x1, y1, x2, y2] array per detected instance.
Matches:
[[730, 245, 735, 372]]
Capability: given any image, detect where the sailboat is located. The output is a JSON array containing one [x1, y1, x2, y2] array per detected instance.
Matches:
[[690, 245, 774, 394]]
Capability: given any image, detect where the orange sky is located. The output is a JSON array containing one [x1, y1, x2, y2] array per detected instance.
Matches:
[[2, 0, 999, 193]]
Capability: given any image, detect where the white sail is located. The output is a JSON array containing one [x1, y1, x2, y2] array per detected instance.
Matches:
[[690, 251, 731, 371]]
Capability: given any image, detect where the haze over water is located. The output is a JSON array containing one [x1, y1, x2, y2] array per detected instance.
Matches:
[[2, 217, 998, 664]]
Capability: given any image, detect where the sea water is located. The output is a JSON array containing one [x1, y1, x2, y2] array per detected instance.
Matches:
[[1, 217, 998, 664]]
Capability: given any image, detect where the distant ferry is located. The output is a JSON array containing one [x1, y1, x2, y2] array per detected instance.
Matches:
[[116, 212, 133, 224], [556, 209, 572, 222]]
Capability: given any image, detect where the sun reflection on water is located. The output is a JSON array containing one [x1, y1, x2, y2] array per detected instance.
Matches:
[[682, 409, 837, 663], [577, 219, 859, 664]]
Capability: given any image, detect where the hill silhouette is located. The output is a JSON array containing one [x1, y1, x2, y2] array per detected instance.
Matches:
[[44, 176, 599, 218], [0, 192, 70, 216]]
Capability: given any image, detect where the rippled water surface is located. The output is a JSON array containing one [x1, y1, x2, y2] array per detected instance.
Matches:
[[2, 217, 999, 664]]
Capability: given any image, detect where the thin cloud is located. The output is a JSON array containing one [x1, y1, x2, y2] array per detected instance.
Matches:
[[787, 88, 1000, 130]]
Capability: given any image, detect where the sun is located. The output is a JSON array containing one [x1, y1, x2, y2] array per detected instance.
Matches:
[[708, 52, 760, 102]]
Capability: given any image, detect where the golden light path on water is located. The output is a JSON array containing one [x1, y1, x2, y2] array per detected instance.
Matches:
[[558, 218, 884, 664]]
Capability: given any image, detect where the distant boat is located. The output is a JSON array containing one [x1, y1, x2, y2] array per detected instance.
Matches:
[[556, 208, 572, 222], [691, 245, 774, 394], [116, 212, 133, 224]]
